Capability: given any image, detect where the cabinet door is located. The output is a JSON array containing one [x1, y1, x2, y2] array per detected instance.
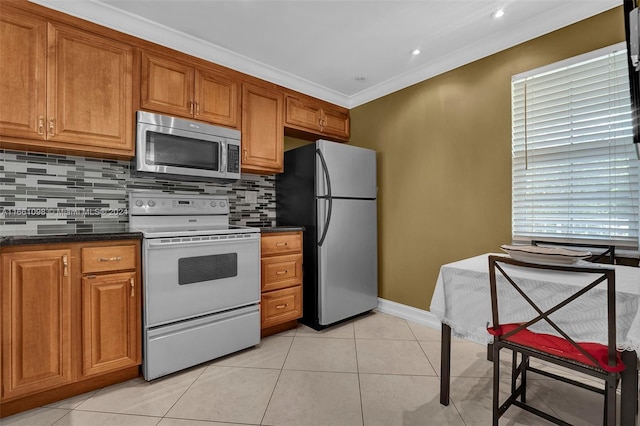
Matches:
[[195, 68, 240, 128], [81, 271, 140, 377], [47, 23, 133, 152], [1, 250, 72, 400], [141, 52, 194, 118], [320, 106, 350, 140], [284, 95, 323, 132], [241, 83, 284, 173], [0, 7, 47, 140]]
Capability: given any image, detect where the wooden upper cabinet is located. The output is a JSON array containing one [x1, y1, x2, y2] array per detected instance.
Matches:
[[284, 94, 350, 141], [141, 51, 240, 128], [0, 8, 47, 141], [242, 82, 284, 174], [1, 249, 73, 400], [141, 52, 194, 117], [320, 105, 350, 140], [48, 23, 133, 151], [0, 4, 134, 159], [196, 68, 240, 128]]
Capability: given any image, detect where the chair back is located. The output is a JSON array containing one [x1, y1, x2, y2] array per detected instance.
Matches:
[[487, 255, 619, 371], [531, 240, 615, 264]]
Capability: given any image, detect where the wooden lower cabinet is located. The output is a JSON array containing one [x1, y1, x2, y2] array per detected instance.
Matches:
[[1, 249, 73, 400], [81, 271, 140, 377], [261, 285, 303, 329], [260, 231, 303, 336], [0, 240, 141, 417]]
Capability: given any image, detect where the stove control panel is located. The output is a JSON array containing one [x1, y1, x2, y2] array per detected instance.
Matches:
[[129, 192, 230, 216]]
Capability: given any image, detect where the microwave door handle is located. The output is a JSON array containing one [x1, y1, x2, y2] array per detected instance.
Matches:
[[221, 141, 227, 175]]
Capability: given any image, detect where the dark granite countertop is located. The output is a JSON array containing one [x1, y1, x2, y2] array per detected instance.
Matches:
[[0, 231, 143, 247], [260, 226, 305, 233]]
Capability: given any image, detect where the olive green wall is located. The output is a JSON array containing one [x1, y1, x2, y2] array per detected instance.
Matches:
[[284, 136, 312, 151], [349, 7, 625, 311]]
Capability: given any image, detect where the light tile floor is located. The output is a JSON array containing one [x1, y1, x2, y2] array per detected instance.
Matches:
[[0, 310, 635, 426]]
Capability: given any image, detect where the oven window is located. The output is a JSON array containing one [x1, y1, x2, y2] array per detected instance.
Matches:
[[146, 131, 219, 171], [178, 253, 238, 285]]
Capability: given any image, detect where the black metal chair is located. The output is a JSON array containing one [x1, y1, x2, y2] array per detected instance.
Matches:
[[487, 255, 624, 426], [531, 240, 615, 265]]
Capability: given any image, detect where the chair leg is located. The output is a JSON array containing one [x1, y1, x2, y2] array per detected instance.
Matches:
[[604, 374, 616, 426], [511, 351, 517, 394], [521, 354, 529, 404], [493, 344, 501, 426]]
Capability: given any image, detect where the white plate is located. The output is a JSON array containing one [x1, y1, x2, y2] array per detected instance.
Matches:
[[500, 245, 591, 265]]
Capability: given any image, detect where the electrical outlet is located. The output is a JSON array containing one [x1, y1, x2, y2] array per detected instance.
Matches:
[[245, 191, 258, 204]]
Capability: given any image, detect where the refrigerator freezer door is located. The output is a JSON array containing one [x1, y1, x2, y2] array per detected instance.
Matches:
[[316, 140, 377, 199], [317, 198, 378, 325]]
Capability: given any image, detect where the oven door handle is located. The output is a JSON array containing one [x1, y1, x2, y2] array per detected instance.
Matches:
[[145, 236, 259, 249]]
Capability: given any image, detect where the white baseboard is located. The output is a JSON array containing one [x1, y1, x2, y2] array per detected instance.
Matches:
[[375, 298, 441, 331]]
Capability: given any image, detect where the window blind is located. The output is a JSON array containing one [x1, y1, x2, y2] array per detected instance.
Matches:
[[512, 44, 640, 249]]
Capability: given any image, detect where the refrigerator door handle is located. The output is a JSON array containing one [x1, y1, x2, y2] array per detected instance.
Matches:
[[316, 148, 332, 246]]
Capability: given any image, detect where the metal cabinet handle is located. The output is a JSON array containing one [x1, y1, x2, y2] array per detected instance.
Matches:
[[38, 116, 45, 135], [195, 101, 200, 115], [98, 256, 122, 262], [129, 277, 135, 297], [275, 242, 288, 247], [62, 254, 68, 277], [243, 148, 248, 161], [48, 118, 54, 136], [275, 270, 288, 275], [275, 304, 288, 309]]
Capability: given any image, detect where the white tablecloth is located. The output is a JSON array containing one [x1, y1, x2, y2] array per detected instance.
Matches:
[[430, 253, 640, 351]]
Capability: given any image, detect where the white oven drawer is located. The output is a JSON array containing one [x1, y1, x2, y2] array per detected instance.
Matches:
[[143, 235, 260, 327], [143, 304, 259, 380]]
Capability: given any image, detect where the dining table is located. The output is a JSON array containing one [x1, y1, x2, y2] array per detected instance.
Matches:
[[430, 253, 640, 425]]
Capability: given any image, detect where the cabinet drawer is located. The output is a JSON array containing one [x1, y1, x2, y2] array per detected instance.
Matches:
[[261, 285, 302, 329], [262, 253, 302, 292], [82, 245, 137, 273], [261, 232, 302, 256]]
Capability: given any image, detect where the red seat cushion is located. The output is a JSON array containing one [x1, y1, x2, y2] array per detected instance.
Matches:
[[488, 324, 625, 373]]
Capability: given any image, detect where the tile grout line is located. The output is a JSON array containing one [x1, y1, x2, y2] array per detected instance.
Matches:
[[258, 328, 297, 425], [145, 361, 215, 423]]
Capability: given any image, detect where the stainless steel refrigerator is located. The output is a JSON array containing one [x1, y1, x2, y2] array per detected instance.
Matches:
[[276, 139, 378, 329]]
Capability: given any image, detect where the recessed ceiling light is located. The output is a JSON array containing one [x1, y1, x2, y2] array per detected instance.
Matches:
[[411, 48, 421, 56], [492, 8, 505, 19], [354, 76, 367, 81]]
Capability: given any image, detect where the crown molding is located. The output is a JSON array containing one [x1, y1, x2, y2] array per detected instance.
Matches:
[[29, 0, 619, 110], [348, 2, 620, 108], [28, 0, 351, 108]]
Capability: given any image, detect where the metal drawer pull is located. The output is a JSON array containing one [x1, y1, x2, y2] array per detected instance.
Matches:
[[275, 304, 288, 309], [63, 254, 68, 277], [276, 270, 288, 275], [130, 277, 135, 297], [98, 256, 122, 262], [275, 242, 288, 247]]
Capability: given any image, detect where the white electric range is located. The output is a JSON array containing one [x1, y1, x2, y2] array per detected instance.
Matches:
[[129, 191, 260, 380]]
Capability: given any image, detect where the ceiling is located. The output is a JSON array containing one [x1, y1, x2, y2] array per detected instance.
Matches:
[[31, 0, 621, 108]]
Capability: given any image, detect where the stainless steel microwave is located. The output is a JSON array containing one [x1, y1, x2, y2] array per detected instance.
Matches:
[[135, 111, 241, 181]]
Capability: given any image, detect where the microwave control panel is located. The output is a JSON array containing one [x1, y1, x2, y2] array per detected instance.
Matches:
[[227, 144, 240, 173]]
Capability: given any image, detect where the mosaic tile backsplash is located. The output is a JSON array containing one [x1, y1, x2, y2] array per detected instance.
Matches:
[[0, 149, 276, 235]]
